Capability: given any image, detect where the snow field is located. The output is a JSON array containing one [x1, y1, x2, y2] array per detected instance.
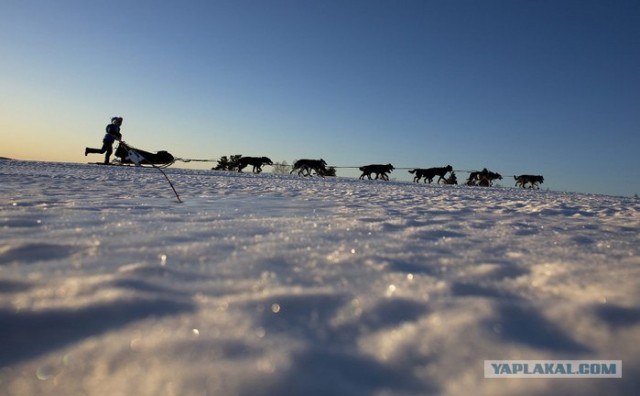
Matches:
[[1, 160, 639, 395]]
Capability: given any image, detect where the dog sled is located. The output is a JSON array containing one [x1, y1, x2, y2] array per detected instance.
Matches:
[[88, 142, 175, 168], [112, 142, 175, 168]]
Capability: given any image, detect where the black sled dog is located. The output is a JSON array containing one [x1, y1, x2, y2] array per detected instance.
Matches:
[[290, 159, 327, 177], [359, 164, 395, 180], [408, 165, 453, 184], [514, 175, 544, 189], [236, 156, 273, 173]]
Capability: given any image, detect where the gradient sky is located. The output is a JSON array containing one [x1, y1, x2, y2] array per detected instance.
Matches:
[[1, 0, 639, 196]]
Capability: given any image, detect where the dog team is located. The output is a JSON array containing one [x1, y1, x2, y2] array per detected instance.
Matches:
[[228, 155, 543, 189]]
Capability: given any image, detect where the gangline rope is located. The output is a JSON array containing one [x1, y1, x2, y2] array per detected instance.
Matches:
[[172, 157, 510, 176]]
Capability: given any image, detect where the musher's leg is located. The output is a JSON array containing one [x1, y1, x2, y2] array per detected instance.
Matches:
[[103, 142, 113, 164]]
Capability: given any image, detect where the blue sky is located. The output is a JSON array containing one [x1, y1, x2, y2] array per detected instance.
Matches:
[[1, 0, 639, 196]]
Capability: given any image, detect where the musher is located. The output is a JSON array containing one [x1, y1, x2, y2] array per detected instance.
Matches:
[[85, 117, 123, 164]]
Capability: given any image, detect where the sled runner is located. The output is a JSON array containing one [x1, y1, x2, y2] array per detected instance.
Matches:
[[113, 142, 175, 168], [88, 162, 121, 166]]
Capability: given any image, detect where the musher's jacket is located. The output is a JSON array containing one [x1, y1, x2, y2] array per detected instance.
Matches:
[[103, 124, 122, 144]]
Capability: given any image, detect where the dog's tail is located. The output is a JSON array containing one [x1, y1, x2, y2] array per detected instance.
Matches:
[[408, 169, 416, 174]]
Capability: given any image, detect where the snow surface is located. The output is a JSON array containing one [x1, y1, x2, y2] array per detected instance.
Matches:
[[1, 160, 639, 396]]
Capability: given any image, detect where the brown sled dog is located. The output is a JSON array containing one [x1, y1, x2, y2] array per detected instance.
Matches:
[[290, 159, 327, 177], [466, 168, 503, 186], [408, 165, 453, 184], [514, 175, 544, 189], [236, 156, 273, 173], [359, 164, 395, 181]]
